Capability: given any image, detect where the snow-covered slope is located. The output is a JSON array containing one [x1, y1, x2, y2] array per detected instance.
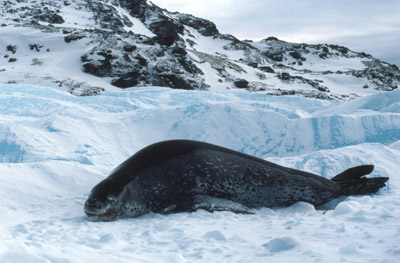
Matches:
[[1, 84, 399, 262], [1, 0, 399, 99]]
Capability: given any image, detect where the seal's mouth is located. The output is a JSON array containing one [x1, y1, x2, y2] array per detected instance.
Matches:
[[84, 198, 118, 221], [85, 210, 118, 221]]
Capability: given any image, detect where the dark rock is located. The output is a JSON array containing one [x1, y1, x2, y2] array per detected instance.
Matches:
[[351, 64, 400, 91], [29, 44, 43, 52], [81, 51, 117, 77], [281, 90, 296, 95], [153, 74, 193, 90], [234, 79, 249, 89], [79, 87, 105, 96], [142, 38, 156, 45], [259, 66, 275, 73], [289, 51, 302, 60], [319, 53, 327, 59], [220, 34, 237, 42], [149, 19, 184, 46], [279, 72, 291, 81], [64, 33, 85, 43], [123, 54, 132, 62], [262, 51, 283, 62], [82, 60, 112, 77], [33, 8, 64, 24], [156, 50, 165, 57], [118, 0, 148, 18], [221, 35, 255, 51], [87, 2, 125, 32], [8, 58, 17, 62], [265, 36, 279, 41], [178, 58, 203, 75], [338, 47, 348, 54], [111, 71, 140, 88], [172, 45, 187, 56], [123, 44, 137, 52], [178, 14, 218, 36], [6, 44, 17, 54], [256, 73, 266, 80], [81, 55, 91, 63], [317, 86, 329, 92], [135, 55, 148, 66], [31, 58, 43, 65], [186, 38, 196, 48], [96, 51, 116, 61], [246, 62, 258, 68], [277, 72, 331, 92]]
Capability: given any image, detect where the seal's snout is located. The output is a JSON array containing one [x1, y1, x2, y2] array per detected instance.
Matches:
[[84, 196, 119, 221], [84, 197, 110, 215], [85, 198, 101, 210]]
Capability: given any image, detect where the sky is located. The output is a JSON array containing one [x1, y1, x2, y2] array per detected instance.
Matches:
[[150, 0, 400, 67]]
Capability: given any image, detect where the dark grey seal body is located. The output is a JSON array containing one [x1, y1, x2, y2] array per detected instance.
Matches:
[[84, 140, 388, 221]]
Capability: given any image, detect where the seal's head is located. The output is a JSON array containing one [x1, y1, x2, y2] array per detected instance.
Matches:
[[84, 179, 119, 221]]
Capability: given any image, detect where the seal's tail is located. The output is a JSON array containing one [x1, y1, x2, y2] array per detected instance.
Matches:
[[331, 165, 389, 196]]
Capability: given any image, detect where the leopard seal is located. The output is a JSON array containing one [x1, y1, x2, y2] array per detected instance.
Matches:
[[84, 140, 388, 221]]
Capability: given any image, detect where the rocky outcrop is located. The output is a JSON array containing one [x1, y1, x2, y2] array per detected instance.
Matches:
[[178, 14, 219, 37], [1, 0, 399, 98], [148, 18, 184, 46], [118, 0, 148, 18], [234, 79, 249, 89]]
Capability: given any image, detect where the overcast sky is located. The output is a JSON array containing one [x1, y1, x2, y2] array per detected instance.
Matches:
[[150, 0, 400, 67]]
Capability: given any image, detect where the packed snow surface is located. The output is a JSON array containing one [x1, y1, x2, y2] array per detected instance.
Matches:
[[0, 84, 400, 263]]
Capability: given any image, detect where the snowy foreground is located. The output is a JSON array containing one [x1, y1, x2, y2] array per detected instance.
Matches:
[[1, 84, 400, 263]]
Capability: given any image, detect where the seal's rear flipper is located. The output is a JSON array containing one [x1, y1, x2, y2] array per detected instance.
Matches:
[[331, 165, 374, 182], [191, 195, 254, 214], [331, 165, 389, 196]]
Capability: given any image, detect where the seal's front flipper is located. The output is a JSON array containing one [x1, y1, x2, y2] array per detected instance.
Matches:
[[191, 195, 254, 214]]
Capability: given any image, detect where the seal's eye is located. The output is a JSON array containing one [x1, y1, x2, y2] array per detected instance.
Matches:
[[86, 198, 102, 210]]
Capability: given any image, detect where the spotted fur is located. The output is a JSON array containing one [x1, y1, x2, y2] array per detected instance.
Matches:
[[84, 140, 388, 221]]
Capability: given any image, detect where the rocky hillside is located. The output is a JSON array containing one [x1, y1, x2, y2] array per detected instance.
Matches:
[[1, 0, 399, 99]]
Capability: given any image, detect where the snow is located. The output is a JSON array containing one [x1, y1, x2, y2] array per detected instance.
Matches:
[[1, 0, 398, 98], [55, 4, 97, 29], [252, 40, 367, 72], [107, 3, 156, 37], [185, 27, 245, 61], [1, 84, 400, 262], [184, 31, 381, 96], [0, 26, 115, 93]]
